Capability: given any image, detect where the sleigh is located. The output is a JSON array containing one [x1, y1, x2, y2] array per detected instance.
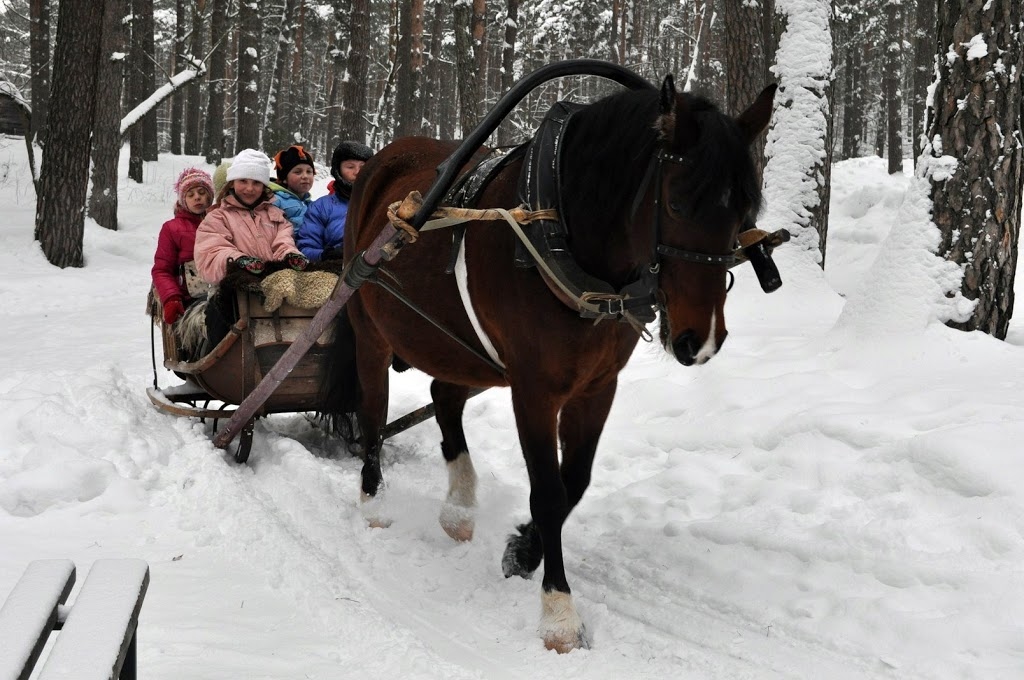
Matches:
[[147, 286, 437, 463]]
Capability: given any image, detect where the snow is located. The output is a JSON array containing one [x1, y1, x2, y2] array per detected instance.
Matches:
[[1, 141, 1024, 678]]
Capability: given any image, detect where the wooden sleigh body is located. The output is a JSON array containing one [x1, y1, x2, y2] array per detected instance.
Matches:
[[147, 289, 336, 462]]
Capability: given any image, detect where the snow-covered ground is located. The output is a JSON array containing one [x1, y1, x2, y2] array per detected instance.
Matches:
[[1, 140, 1022, 679]]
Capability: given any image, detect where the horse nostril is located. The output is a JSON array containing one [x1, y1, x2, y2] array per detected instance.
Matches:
[[672, 331, 699, 365]]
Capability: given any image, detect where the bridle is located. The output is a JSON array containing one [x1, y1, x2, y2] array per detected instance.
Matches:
[[620, 147, 748, 319]]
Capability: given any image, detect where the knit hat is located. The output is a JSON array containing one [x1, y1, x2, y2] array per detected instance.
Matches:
[[330, 141, 374, 181], [226, 148, 271, 185], [273, 145, 315, 182], [213, 161, 231, 196], [174, 167, 214, 208]]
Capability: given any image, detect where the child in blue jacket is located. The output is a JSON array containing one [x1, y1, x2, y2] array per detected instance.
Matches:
[[270, 145, 315, 230], [296, 140, 373, 261]]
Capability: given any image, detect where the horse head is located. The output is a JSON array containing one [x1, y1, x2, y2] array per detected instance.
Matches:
[[651, 76, 776, 365]]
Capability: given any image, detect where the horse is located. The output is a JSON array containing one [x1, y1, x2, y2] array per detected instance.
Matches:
[[328, 75, 776, 652]]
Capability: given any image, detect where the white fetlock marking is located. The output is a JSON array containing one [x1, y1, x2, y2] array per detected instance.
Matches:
[[439, 454, 477, 541], [539, 591, 590, 653], [360, 489, 392, 529]]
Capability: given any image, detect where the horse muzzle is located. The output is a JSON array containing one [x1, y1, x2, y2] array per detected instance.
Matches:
[[672, 328, 727, 366]]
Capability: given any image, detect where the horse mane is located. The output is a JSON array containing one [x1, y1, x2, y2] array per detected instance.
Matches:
[[559, 87, 761, 229]]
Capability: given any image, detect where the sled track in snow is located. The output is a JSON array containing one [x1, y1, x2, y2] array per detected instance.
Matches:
[[171, 416, 924, 679]]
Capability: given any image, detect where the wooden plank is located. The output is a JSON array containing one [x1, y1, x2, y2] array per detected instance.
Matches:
[[0, 560, 76, 680], [37, 559, 149, 680]]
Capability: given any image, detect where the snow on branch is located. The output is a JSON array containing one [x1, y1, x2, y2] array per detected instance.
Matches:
[[120, 58, 205, 136]]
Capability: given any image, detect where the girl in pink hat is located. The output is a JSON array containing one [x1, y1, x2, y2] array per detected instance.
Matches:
[[151, 167, 215, 325]]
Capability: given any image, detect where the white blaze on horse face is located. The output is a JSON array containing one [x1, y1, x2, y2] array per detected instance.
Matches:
[[693, 308, 719, 365]]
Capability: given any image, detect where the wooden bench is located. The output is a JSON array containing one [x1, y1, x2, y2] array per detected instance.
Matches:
[[0, 559, 150, 680]]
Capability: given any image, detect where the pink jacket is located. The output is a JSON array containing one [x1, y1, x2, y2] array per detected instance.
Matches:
[[152, 207, 203, 304], [194, 194, 298, 283]]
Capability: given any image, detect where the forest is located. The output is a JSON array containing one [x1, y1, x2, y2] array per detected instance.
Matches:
[[0, 0, 1021, 338]]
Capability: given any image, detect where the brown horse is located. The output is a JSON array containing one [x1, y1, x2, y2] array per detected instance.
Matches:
[[329, 75, 776, 652]]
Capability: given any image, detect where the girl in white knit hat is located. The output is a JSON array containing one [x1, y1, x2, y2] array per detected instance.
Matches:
[[194, 149, 310, 349], [195, 148, 309, 285]]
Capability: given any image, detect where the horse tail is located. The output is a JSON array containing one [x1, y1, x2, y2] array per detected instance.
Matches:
[[317, 304, 362, 450]]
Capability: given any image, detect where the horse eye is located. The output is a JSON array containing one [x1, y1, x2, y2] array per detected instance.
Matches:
[[667, 201, 683, 215]]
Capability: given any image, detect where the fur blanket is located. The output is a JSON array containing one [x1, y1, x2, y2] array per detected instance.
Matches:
[[218, 259, 345, 312]]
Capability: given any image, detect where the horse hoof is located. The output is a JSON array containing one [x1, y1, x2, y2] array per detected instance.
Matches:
[[439, 501, 475, 542], [360, 490, 392, 529], [543, 630, 590, 654], [539, 591, 590, 653]]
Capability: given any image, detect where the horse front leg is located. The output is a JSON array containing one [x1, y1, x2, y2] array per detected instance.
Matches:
[[504, 390, 590, 653], [431, 380, 477, 541], [503, 379, 618, 577]]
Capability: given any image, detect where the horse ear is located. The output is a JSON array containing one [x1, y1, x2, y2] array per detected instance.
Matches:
[[659, 74, 677, 113], [656, 74, 677, 141], [736, 84, 778, 144]]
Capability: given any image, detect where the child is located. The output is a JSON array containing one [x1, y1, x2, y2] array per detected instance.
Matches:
[[296, 140, 373, 261], [152, 167, 215, 325], [270, 145, 315, 229], [194, 148, 309, 284]]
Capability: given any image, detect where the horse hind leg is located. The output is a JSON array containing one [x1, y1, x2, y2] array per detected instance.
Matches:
[[432, 380, 478, 541]]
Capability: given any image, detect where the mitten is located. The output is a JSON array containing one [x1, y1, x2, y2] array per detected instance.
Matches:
[[163, 296, 185, 325], [234, 255, 265, 274], [322, 247, 344, 261], [285, 252, 309, 271]]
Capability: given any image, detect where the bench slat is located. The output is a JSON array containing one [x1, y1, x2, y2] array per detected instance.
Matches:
[[0, 559, 76, 680], [37, 559, 150, 680]]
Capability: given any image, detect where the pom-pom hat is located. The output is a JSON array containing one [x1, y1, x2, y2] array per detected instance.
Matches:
[[273, 145, 315, 182], [174, 167, 214, 208], [226, 148, 271, 185]]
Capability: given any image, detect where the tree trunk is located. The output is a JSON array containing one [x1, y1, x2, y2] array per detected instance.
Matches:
[[289, 0, 309, 145], [496, 0, 518, 146], [263, 0, 299, 153], [170, 0, 186, 154], [912, 0, 937, 163], [928, 0, 1023, 338], [88, 0, 128, 231], [325, 0, 349, 148], [762, 0, 834, 266], [394, 0, 424, 138], [841, 33, 864, 159], [236, 0, 262, 150], [471, 0, 486, 101], [138, 0, 158, 159], [128, 0, 146, 182], [204, 0, 228, 163], [29, 0, 50, 146], [454, 1, 481, 136], [341, 0, 371, 143], [421, 0, 445, 137], [724, 0, 768, 180], [883, 0, 903, 174], [185, 0, 206, 155], [35, 0, 104, 268]]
